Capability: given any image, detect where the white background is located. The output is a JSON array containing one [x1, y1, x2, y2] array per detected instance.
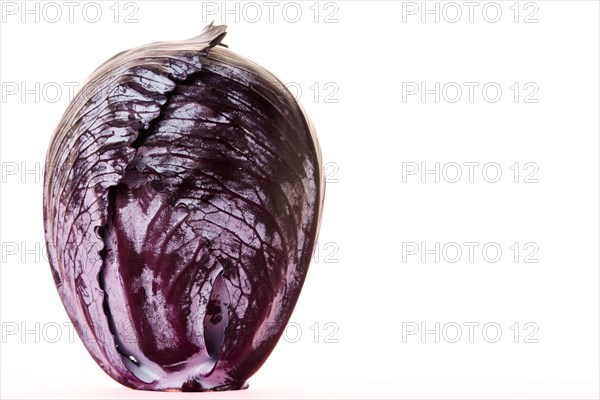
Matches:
[[1, 1, 599, 399]]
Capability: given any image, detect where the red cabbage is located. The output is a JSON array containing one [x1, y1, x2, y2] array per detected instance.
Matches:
[[43, 23, 324, 392]]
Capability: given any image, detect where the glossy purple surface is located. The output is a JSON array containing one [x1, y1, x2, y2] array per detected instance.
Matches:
[[43, 24, 323, 391]]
